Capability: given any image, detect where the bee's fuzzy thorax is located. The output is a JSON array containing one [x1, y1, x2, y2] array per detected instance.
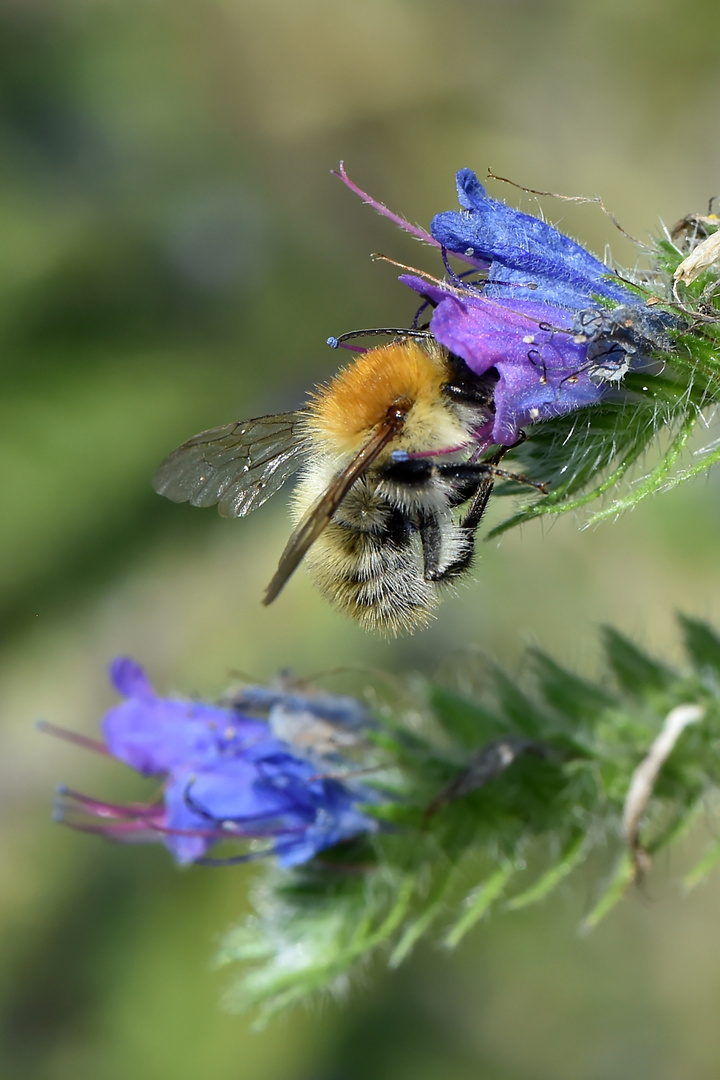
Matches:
[[304, 340, 468, 457]]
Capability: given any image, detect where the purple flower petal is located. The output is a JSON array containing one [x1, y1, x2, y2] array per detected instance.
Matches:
[[58, 661, 384, 869], [109, 657, 156, 700], [102, 659, 274, 775], [402, 275, 602, 444], [102, 697, 222, 774]]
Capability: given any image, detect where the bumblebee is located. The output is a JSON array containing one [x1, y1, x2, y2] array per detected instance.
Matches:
[[153, 337, 541, 634]]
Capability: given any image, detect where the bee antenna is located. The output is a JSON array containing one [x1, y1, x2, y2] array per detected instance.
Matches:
[[327, 327, 434, 349]]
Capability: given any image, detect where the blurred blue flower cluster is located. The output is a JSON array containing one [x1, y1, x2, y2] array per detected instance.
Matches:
[[55, 659, 379, 869]]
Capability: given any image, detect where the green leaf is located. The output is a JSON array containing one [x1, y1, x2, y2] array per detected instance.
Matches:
[[679, 614, 720, 677], [602, 627, 675, 695], [428, 685, 508, 748], [684, 836, 720, 892], [490, 667, 551, 737], [529, 649, 617, 723]]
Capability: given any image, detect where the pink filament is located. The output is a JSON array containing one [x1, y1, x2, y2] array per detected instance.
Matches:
[[332, 162, 485, 269]]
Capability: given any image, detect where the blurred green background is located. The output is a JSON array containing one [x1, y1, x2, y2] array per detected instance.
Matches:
[[5, 0, 720, 1077]]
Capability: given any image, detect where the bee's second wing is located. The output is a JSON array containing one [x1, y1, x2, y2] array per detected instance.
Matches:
[[153, 411, 310, 518]]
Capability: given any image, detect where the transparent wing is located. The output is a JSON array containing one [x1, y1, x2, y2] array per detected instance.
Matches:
[[153, 411, 310, 518]]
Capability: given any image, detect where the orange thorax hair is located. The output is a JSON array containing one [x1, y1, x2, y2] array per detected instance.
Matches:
[[304, 340, 469, 459]]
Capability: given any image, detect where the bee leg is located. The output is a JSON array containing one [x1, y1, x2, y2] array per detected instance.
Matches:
[[418, 510, 477, 584], [422, 449, 512, 582], [418, 511, 447, 580], [457, 475, 495, 531], [436, 450, 546, 520], [382, 459, 500, 583], [451, 444, 510, 529]]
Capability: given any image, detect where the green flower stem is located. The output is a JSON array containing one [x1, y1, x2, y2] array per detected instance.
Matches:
[[488, 441, 646, 539], [585, 411, 698, 525]]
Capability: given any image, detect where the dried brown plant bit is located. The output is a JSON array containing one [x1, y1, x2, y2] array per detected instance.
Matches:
[[425, 736, 554, 818], [622, 703, 704, 878], [674, 230, 720, 287], [669, 199, 720, 248]]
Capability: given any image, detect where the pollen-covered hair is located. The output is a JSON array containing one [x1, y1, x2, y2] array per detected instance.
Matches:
[[304, 339, 466, 457]]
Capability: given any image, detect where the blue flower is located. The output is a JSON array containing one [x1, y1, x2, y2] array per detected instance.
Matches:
[[53, 659, 379, 868], [103, 657, 269, 774], [431, 168, 633, 310], [334, 163, 677, 446], [400, 169, 676, 444]]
